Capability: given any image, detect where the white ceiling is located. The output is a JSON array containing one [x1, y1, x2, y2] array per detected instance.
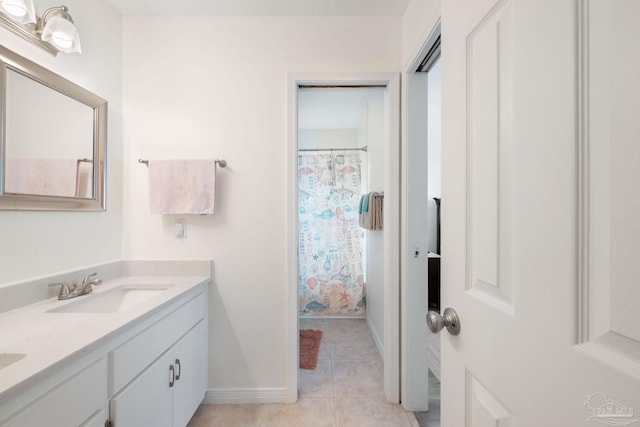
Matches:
[[298, 88, 384, 130], [106, 0, 409, 16]]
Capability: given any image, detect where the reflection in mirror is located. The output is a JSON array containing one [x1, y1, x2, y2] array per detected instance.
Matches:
[[0, 45, 107, 210], [5, 69, 94, 198]]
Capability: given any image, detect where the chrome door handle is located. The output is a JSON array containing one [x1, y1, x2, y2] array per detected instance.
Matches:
[[426, 307, 461, 335]]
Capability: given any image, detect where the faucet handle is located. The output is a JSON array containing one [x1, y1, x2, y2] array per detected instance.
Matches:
[[48, 282, 73, 300], [82, 272, 100, 284]]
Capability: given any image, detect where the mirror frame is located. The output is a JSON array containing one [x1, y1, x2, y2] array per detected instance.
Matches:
[[0, 45, 107, 211]]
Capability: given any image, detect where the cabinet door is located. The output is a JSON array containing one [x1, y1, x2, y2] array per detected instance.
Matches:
[[173, 321, 207, 427], [110, 350, 173, 427], [79, 410, 107, 427]]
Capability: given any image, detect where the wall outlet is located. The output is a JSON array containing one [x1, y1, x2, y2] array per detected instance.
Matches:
[[175, 219, 186, 239]]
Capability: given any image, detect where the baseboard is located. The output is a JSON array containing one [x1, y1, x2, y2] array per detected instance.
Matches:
[[299, 315, 366, 319], [367, 315, 384, 359], [203, 388, 289, 404]]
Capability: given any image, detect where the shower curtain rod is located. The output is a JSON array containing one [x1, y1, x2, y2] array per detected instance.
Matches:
[[298, 146, 368, 152]]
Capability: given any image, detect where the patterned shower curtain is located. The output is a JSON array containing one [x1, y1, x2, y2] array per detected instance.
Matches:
[[298, 151, 365, 316]]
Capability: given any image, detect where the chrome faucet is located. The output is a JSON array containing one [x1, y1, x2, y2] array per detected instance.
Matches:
[[48, 281, 75, 300], [48, 272, 102, 300]]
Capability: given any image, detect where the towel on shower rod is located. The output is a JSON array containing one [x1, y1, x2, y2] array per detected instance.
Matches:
[[148, 159, 216, 214], [358, 192, 383, 230]]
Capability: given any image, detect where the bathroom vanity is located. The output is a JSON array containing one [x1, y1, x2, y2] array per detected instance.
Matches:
[[0, 261, 210, 427]]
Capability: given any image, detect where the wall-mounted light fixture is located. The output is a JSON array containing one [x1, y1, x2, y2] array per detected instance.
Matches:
[[0, 0, 81, 55]]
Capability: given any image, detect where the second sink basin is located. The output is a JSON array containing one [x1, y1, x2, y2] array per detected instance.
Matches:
[[47, 285, 173, 314], [0, 353, 25, 370]]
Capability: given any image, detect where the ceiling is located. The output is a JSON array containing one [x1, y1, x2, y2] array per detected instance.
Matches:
[[298, 88, 384, 130], [106, 0, 409, 16]]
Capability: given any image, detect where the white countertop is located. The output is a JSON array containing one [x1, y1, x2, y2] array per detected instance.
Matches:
[[0, 274, 209, 402]]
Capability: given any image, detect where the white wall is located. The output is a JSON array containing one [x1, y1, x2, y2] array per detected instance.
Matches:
[[363, 92, 386, 351], [0, 0, 123, 283], [402, 0, 440, 69], [122, 16, 401, 398], [298, 129, 359, 150]]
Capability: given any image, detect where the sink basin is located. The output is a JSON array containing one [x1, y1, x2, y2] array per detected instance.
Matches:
[[0, 353, 25, 370], [47, 285, 172, 314]]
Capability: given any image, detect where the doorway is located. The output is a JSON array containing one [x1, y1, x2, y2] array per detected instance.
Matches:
[[401, 22, 442, 415], [296, 88, 383, 319], [286, 74, 400, 404], [415, 53, 442, 427]]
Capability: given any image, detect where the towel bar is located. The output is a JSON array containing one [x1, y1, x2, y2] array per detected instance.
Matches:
[[137, 158, 227, 168]]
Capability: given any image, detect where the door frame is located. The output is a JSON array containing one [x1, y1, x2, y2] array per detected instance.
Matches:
[[286, 73, 401, 403], [401, 18, 442, 411]]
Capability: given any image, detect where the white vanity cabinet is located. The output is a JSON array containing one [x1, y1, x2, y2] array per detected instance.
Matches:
[[108, 291, 207, 427], [0, 276, 209, 427], [0, 358, 108, 427], [109, 321, 207, 427]]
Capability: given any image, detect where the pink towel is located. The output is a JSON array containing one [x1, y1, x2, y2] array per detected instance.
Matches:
[[149, 159, 216, 214], [4, 157, 78, 197]]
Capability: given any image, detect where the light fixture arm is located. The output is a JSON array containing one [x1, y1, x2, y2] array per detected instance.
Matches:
[[0, 14, 56, 54], [35, 5, 68, 34]]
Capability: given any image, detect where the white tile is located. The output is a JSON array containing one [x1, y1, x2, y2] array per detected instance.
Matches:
[[299, 360, 333, 398]]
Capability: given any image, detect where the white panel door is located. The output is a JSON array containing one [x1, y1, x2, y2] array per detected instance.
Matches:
[[440, 0, 640, 425]]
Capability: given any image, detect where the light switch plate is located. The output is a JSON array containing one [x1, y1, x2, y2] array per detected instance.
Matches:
[[175, 219, 186, 239]]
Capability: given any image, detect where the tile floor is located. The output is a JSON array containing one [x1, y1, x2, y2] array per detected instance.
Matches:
[[187, 318, 418, 427], [413, 370, 441, 427]]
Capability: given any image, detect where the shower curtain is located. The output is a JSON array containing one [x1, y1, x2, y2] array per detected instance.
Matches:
[[298, 151, 365, 316]]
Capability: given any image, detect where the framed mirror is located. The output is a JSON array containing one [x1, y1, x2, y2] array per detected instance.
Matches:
[[0, 45, 106, 211]]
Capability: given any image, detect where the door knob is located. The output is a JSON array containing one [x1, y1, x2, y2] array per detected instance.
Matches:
[[426, 307, 461, 335]]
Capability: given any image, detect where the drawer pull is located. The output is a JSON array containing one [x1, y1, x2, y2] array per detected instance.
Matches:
[[169, 365, 175, 387]]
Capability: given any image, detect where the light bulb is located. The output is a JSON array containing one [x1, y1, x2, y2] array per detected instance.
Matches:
[[0, 0, 36, 24], [40, 10, 81, 53], [51, 33, 73, 50], [2, 4, 26, 16]]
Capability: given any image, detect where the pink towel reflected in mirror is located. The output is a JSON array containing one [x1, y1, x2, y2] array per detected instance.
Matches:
[[4, 157, 78, 197]]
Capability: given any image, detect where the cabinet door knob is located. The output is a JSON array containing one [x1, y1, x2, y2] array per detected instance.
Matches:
[[175, 359, 181, 381], [169, 365, 175, 387]]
